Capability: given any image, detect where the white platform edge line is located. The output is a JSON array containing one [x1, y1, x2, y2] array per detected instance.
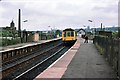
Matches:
[[0, 38, 62, 53], [35, 39, 79, 79], [46, 40, 78, 69]]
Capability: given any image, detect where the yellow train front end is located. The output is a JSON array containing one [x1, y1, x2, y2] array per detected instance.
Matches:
[[62, 28, 77, 45]]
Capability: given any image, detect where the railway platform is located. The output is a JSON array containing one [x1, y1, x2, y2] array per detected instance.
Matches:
[[1, 37, 62, 79], [35, 37, 118, 80], [0, 38, 61, 51]]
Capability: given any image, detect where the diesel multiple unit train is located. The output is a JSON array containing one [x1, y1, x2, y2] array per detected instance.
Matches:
[[62, 28, 77, 44]]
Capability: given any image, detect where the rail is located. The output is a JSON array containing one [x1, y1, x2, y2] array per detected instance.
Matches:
[[1, 38, 62, 79]]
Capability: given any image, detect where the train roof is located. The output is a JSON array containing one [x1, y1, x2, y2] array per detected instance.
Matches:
[[63, 28, 75, 32]]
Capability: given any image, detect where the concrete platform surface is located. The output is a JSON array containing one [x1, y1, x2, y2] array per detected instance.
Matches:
[[35, 37, 118, 80], [62, 38, 118, 79], [35, 37, 80, 79]]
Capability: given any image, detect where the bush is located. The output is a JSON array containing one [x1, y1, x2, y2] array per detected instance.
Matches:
[[112, 32, 118, 38], [0, 37, 21, 46], [118, 30, 120, 38]]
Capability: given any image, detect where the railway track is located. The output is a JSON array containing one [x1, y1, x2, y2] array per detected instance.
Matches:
[[2, 40, 62, 79], [2, 40, 72, 79], [13, 46, 70, 80]]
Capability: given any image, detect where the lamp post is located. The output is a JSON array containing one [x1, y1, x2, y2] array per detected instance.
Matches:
[[88, 20, 95, 28], [46, 26, 50, 40], [23, 20, 28, 22], [88, 20, 96, 35], [23, 20, 28, 42]]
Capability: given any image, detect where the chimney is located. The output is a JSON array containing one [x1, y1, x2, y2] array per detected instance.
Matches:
[[18, 9, 21, 37]]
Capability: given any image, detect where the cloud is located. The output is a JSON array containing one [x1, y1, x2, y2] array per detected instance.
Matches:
[[93, 4, 118, 13], [0, 0, 118, 31]]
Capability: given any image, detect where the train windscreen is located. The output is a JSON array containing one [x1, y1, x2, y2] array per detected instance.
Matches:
[[71, 31, 74, 37], [64, 32, 66, 37], [67, 32, 71, 37]]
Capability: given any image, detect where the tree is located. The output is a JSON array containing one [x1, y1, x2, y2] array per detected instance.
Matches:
[[55, 30, 61, 37], [118, 30, 120, 38]]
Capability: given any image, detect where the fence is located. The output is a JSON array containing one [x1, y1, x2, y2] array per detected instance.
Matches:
[[93, 36, 120, 77]]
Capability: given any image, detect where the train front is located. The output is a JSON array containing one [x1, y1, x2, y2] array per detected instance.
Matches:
[[62, 28, 77, 45]]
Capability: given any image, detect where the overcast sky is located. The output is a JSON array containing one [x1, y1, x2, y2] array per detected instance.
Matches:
[[0, 0, 119, 31]]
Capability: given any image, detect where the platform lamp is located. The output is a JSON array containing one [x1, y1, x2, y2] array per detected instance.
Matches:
[[88, 20, 96, 36], [23, 20, 28, 42]]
